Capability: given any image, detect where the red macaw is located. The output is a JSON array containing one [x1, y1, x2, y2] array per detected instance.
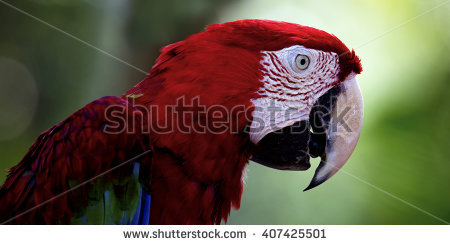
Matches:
[[0, 19, 363, 224]]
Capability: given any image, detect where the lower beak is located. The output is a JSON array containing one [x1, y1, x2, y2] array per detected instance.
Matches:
[[304, 75, 364, 191]]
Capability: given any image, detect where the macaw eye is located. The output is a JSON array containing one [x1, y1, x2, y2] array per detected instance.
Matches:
[[295, 54, 310, 70]]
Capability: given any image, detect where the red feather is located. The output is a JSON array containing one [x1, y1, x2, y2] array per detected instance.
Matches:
[[0, 97, 151, 224]]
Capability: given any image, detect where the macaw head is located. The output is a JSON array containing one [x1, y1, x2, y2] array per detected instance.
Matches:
[[126, 19, 363, 192]]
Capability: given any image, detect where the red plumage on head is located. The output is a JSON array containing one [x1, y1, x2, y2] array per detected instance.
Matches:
[[204, 19, 362, 79], [124, 19, 362, 224]]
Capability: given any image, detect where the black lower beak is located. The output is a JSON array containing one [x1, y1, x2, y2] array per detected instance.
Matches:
[[250, 121, 311, 171]]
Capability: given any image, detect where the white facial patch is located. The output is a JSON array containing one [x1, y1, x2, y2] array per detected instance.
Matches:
[[249, 45, 340, 143]]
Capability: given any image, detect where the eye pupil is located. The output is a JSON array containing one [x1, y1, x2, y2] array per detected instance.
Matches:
[[300, 59, 306, 65]]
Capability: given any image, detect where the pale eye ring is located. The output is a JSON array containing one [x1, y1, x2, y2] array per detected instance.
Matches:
[[295, 54, 310, 70]]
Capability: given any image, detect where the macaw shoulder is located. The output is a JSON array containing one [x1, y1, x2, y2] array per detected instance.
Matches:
[[0, 96, 152, 224]]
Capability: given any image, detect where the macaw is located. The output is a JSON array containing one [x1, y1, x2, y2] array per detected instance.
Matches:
[[0, 19, 363, 225]]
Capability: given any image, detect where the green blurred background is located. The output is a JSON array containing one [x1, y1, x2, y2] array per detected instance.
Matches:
[[0, 0, 449, 224]]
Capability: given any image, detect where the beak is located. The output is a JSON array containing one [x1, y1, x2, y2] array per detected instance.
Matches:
[[304, 75, 364, 191], [250, 74, 363, 191]]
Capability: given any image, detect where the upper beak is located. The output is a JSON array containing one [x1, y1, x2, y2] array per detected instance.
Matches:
[[304, 75, 364, 191]]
